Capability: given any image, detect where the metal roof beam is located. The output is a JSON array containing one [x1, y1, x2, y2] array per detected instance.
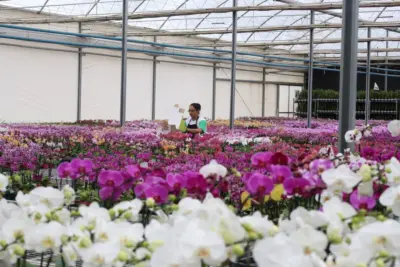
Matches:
[[158, 0, 189, 30], [264, 47, 400, 55], [38, 0, 50, 14], [2, 1, 400, 24], [202, 36, 400, 47], [100, 21, 400, 37], [277, 0, 400, 35], [85, 0, 101, 16]]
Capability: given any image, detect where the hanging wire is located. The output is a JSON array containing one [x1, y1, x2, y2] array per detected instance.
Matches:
[[219, 63, 254, 117]]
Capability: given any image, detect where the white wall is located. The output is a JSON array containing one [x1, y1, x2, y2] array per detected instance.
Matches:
[[0, 44, 77, 122], [155, 61, 213, 119], [278, 85, 302, 117], [0, 8, 306, 122], [264, 84, 277, 117], [215, 81, 263, 119], [0, 43, 304, 122], [81, 54, 153, 120]]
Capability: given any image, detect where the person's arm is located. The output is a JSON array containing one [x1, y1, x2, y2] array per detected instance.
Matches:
[[198, 120, 207, 133]]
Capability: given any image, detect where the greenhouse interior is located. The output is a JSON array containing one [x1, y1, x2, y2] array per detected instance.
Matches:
[[1, 1, 400, 267]]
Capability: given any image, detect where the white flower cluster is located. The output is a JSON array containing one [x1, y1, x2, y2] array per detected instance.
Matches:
[[255, 197, 400, 267], [2, 165, 400, 267], [224, 136, 271, 146]]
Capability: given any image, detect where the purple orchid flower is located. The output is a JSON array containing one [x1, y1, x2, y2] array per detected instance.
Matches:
[[251, 152, 272, 168], [167, 173, 186, 193], [98, 170, 124, 201], [270, 165, 292, 184], [350, 190, 376, 210], [246, 172, 274, 196], [70, 158, 94, 176], [144, 183, 169, 204], [283, 177, 310, 196], [310, 159, 334, 175], [270, 152, 289, 166], [125, 165, 141, 179], [184, 171, 208, 196], [57, 162, 76, 179]]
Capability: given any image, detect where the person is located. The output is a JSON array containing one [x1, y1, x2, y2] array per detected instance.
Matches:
[[184, 103, 207, 136]]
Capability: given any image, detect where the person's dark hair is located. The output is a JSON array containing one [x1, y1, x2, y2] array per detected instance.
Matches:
[[190, 103, 201, 111]]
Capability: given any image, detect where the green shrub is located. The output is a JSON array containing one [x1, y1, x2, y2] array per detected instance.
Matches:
[[295, 89, 400, 120]]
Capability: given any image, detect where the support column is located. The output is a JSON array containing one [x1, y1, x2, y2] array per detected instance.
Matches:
[[262, 68, 266, 117], [307, 11, 314, 128], [365, 27, 371, 124], [120, 0, 128, 127], [229, 0, 238, 129], [385, 31, 389, 91], [276, 84, 280, 117], [151, 37, 157, 120], [77, 22, 82, 122], [212, 46, 217, 120], [338, 0, 359, 152]]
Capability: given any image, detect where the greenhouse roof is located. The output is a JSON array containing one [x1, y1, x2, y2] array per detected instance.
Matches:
[[1, 0, 400, 58]]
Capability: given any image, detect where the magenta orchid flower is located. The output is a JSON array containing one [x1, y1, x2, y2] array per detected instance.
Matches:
[[167, 173, 186, 193], [70, 158, 94, 176], [283, 177, 310, 196], [270, 165, 292, 184], [350, 190, 376, 210], [270, 152, 290, 166], [310, 159, 334, 175], [251, 152, 272, 168], [98, 170, 124, 201], [184, 171, 208, 196], [246, 172, 274, 196], [57, 162, 76, 179]]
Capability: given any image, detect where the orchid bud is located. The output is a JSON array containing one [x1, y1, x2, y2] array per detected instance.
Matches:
[[123, 211, 133, 220], [13, 245, 25, 257], [378, 250, 389, 258], [124, 240, 135, 248], [232, 245, 245, 257], [168, 194, 176, 202], [45, 212, 52, 221], [248, 231, 258, 240], [242, 223, 253, 232], [61, 235, 69, 245], [377, 215, 386, 221], [117, 251, 129, 262], [375, 259, 385, 267], [13, 175, 21, 183], [71, 210, 80, 217], [78, 237, 92, 248], [359, 209, 367, 216], [358, 165, 371, 182], [64, 190, 73, 199], [180, 189, 188, 198], [109, 209, 116, 219], [328, 231, 342, 244], [146, 198, 155, 208], [34, 213, 42, 222], [268, 225, 279, 236], [0, 240, 7, 248]]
